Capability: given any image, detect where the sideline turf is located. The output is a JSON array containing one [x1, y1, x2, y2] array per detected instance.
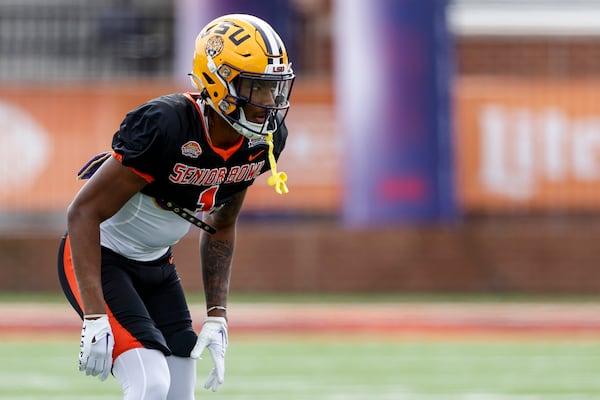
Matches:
[[1, 337, 600, 399]]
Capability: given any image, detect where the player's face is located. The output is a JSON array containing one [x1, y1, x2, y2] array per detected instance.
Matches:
[[236, 77, 290, 123]]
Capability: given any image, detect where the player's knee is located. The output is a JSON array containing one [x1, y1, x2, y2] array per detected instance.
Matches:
[[166, 328, 198, 357], [114, 348, 171, 400], [143, 373, 171, 400], [122, 373, 170, 400]]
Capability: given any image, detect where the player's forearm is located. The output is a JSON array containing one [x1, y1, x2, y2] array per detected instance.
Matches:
[[200, 226, 234, 319], [67, 206, 106, 315]]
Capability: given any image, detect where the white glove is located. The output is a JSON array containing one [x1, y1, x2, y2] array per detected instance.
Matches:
[[190, 316, 228, 392], [79, 315, 114, 381]]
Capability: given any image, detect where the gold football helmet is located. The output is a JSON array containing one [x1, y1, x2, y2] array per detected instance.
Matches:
[[190, 14, 295, 140]]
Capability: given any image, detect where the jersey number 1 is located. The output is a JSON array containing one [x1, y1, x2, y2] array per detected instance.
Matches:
[[197, 186, 218, 211]]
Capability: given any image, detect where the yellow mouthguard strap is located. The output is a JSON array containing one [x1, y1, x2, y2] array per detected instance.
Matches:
[[265, 133, 288, 195]]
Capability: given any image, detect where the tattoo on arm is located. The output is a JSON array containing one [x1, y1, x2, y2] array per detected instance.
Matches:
[[200, 188, 246, 313], [201, 236, 234, 308]]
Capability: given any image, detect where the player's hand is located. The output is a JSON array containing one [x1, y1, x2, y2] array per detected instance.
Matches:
[[79, 314, 114, 381], [190, 316, 228, 392]]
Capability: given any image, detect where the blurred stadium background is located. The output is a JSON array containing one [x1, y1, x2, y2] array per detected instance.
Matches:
[[2, 0, 600, 294], [3, 0, 600, 399]]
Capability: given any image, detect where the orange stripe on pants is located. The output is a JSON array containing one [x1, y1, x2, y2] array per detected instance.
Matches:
[[61, 234, 144, 361]]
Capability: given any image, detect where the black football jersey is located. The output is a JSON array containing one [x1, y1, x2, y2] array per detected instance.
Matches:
[[112, 93, 287, 212]]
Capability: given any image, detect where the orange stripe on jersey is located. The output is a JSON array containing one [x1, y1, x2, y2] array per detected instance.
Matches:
[[62, 235, 84, 312], [112, 151, 155, 183], [184, 92, 244, 161], [213, 135, 244, 161], [107, 306, 144, 360]]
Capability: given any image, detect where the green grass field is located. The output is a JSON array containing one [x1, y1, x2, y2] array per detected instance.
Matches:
[[2, 335, 600, 399]]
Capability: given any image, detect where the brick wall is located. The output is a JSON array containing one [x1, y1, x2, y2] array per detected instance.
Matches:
[[4, 218, 599, 293], [457, 37, 600, 78]]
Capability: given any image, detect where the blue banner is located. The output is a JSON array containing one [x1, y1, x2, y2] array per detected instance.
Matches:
[[336, 0, 456, 225]]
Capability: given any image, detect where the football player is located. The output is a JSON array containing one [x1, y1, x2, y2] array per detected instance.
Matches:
[[57, 14, 294, 399]]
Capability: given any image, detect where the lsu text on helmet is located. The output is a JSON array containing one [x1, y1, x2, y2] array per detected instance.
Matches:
[[190, 14, 295, 141]]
